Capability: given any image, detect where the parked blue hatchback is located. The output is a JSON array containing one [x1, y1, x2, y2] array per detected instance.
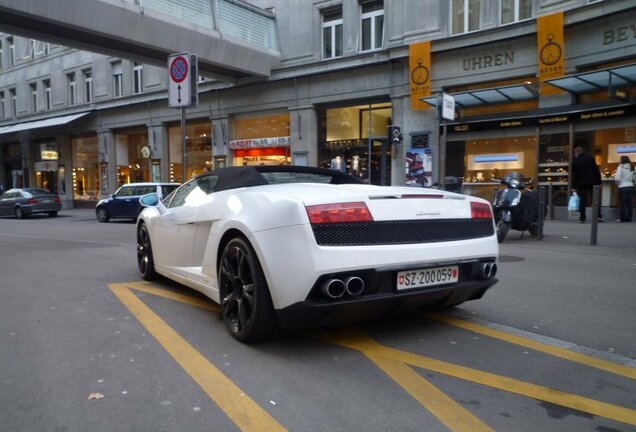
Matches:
[[95, 182, 179, 222]]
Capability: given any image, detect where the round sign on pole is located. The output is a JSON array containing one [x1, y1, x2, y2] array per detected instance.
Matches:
[[170, 56, 188, 84]]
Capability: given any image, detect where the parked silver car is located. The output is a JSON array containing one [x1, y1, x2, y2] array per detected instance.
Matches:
[[0, 188, 62, 218]]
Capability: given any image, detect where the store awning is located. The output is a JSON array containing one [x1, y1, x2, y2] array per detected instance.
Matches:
[[421, 84, 538, 108], [0, 112, 90, 135], [545, 63, 636, 95]]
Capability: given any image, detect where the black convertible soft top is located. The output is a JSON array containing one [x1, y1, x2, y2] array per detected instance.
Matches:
[[206, 165, 365, 193]]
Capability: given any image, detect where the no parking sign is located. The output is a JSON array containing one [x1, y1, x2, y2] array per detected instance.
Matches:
[[168, 52, 198, 108]]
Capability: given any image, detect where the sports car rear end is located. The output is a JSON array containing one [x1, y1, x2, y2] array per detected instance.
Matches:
[[248, 185, 498, 328]]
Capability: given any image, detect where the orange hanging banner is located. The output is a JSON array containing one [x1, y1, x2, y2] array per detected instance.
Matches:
[[537, 12, 564, 95], [409, 41, 431, 110]]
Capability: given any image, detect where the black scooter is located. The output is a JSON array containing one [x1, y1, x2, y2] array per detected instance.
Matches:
[[492, 172, 543, 243]]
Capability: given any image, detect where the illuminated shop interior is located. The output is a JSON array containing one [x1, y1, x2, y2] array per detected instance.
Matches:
[[232, 113, 291, 166], [72, 135, 98, 201], [319, 103, 392, 184], [169, 122, 212, 182]]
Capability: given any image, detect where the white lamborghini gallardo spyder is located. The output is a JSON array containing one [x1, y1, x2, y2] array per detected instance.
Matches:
[[136, 165, 499, 342]]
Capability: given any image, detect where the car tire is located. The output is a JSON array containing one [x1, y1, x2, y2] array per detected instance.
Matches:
[[496, 220, 509, 243], [219, 237, 276, 343], [137, 223, 157, 281], [96, 206, 110, 223], [15, 207, 25, 219], [48, 211, 58, 217]]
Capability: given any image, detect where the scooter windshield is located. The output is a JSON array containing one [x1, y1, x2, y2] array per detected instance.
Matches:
[[497, 188, 522, 207]]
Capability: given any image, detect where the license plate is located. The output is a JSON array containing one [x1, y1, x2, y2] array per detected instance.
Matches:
[[396, 265, 459, 290], [41, 199, 51, 203]]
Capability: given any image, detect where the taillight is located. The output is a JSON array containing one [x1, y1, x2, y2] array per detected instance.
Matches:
[[471, 202, 493, 219], [27, 198, 38, 204], [53, 197, 61, 203], [306, 202, 373, 224]]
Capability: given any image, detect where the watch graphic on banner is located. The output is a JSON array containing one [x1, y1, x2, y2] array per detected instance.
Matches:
[[540, 33, 562, 66], [411, 59, 429, 85], [141, 145, 151, 159]]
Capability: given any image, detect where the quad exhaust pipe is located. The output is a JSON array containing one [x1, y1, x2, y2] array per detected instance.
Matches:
[[480, 262, 497, 279], [321, 276, 366, 299]]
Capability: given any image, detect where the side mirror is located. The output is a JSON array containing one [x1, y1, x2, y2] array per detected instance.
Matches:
[[139, 193, 159, 207]]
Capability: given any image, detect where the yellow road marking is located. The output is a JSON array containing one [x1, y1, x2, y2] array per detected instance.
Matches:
[[128, 281, 221, 312], [361, 337, 493, 431], [312, 327, 636, 427], [111, 282, 636, 429], [109, 283, 286, 432], [427, 313, 636, 380]]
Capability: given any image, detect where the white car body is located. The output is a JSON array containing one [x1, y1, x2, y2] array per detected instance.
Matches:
[[137, 166, 499, 341]]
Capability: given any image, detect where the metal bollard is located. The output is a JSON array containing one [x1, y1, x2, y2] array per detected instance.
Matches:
[[537, 186, 545, 241], [590, 185, 599, 245]]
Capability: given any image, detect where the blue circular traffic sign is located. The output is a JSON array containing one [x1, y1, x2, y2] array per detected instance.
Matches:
[[170, 56, 188, 83]]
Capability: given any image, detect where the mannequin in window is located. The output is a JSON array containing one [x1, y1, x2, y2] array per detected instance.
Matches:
[[350, 155, 361, 176], [330, 155, 345, 172]]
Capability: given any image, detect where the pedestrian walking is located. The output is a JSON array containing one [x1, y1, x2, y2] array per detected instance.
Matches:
[[571, 145, 603, 223], [614, 155, 634, 222]]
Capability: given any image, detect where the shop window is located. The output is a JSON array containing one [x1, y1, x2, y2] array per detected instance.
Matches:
[[168, 122, 212, 182], [231, 113, 291, 167], [452, 0, 480, 35], [500, 0, 532, 25], [319, 103, 392, 185], [458, 136, 536, 201], [322, 7, 343, 59], [538, 133, 569, 207], [72, 135, 99, 201], [116, 132, 151, 185], [360, 0, 384, 52]]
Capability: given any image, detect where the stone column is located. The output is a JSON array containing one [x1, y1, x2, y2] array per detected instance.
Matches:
[[289, 106, 318, 166], [211, 116, 231, 168], [147, 123, 168, 181], [97, 129, 116, 197]]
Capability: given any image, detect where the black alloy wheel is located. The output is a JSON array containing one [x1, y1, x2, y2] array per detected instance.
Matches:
[[48, 211, 58, 217], [219, 237, 276, 343], [96, 206, 110, 223], [137, 223, 157, 281], [15, 207, 25, 219]]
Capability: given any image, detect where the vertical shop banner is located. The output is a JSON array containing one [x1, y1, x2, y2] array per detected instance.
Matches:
[[405, 148, 433, 187], [409, 41, 431, 110], [537, 12, 564, 95]]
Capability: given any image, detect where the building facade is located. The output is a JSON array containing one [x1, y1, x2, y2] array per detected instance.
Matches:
[[0, 0, 634, 218]]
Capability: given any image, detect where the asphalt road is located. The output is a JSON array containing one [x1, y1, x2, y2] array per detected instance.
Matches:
[[1, 209, 635, 432]]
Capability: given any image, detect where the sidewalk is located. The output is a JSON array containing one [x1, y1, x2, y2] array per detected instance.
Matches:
[[501, 218, 636, 257]]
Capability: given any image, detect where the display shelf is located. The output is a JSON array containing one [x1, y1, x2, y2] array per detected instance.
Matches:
[[538, 181, 568, 186], [538, 172, 568, 177], [538, 162, 569, 167]]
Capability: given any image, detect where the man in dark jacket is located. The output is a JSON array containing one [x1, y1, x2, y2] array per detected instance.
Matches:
[[571, 146, 603, 223]]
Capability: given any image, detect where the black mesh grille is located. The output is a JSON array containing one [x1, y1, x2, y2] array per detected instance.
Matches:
[[311, 219, 494, 246]]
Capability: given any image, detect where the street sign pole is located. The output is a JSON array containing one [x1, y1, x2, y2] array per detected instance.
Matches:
[[181, 107, 186, 183], [168, 52, 197, 183]]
